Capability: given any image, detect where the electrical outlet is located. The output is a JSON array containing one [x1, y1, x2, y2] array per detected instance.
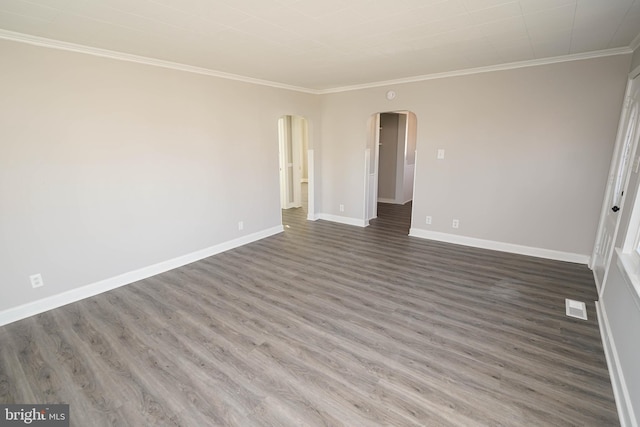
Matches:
[[452, 219, 459, 229], [437, 149, 445, 159], [238, 221, 244, 230], [339, 204, 345, 212], [426, 216, 432, 225], [30, 274, 44, 288]]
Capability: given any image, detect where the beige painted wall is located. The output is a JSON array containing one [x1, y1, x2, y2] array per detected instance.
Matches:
[[320, 54, 631, 256], [0, 39, 320, 312]]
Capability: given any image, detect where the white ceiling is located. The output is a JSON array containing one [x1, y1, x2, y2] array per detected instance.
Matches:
[[1, 0, 639, 90]]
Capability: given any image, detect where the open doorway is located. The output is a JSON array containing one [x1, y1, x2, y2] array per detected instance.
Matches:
[[364, 111, 417, 233], [278, 115, 311, 228]]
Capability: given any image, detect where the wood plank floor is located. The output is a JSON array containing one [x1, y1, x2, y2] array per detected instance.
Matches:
[[0, 196, 619, 426]]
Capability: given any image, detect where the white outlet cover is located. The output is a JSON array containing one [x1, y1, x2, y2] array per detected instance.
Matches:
[[437, 149, 445, 159]]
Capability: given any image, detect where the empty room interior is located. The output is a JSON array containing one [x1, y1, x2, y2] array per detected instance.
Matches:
[[2, 0, 640, 425]]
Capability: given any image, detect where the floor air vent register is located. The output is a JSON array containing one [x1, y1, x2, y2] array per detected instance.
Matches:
[[565, 298, 588, 320]]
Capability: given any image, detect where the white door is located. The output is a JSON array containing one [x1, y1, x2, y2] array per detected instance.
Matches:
[[279, 116, 302, 210], [366, 114, 380, 220], [290, 116, 303, 208], [592, 78, 640, 290]]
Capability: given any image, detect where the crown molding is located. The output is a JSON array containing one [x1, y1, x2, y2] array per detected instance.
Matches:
[[0, 29, 634, 95], [0, 29, 321, 95], [318, 47, 633, 94]]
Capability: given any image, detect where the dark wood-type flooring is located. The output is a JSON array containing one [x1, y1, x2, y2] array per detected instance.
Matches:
[[0, 196, 619, 426]]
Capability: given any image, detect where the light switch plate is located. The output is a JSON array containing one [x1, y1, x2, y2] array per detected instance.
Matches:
[[437, 149, 445, 159]]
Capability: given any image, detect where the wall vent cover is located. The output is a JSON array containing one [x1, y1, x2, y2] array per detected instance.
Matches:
[[565, 299, 587, 320]]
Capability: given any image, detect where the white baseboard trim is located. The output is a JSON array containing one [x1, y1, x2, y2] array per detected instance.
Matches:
[[408, 228, 589, 264], [596, 301, 638, 427], [0, 225, 284, 327], [377, 198, 396, 204], [318, 213, 367, 227], [376, 198, 409, 205], [307, 213, 320, 221]]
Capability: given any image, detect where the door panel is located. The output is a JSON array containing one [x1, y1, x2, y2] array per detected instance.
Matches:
[[279, 116, 303, 210], [366, 114, 380, 221], [278, 117, 288, 209], [291, 116, 303, 208]]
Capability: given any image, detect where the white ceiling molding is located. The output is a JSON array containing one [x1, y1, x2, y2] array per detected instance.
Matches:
[[1, 0, 639, 90], [0, 29, 633, 96], [319, 47, 633, 95], [0, 29, 320, 95]]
